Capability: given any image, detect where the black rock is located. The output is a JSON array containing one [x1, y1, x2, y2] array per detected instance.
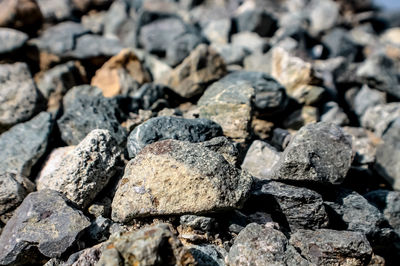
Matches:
[[235, 10, 277, 37], [189, 244, 226, 266]]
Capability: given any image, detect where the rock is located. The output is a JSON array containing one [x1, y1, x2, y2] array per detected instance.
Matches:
[[0, 62, 44, 132], [159, 44, 226, 98], [241, 140, 281, 180], [130, 83, 173, 111], [231, 32, 268, 53], [322, 28, 359, 59], [127, 116, 223, 158], [290, 229, 372, 265], [309, 0, 339, 34], [57, 95, 126, 145], [381, 27, 400, 45], [62, 243, 104, 266], [271, 128, 291, 151], [88, 197, 112, 218], [188, 244, 226, 266], [375, 118, 400, 189], [202, 19, 231, 44], [198, 136, 239, 166], [87, 216, 112, 243], [37, 0, 73, 22], [320, 101, 349, 126], [0, 27, 28, 54], [112, 140, 252, 223], [166, 33, 205, 67], [0, 172, 35, 222], [361, 103, 400, 137], [35, 61, 86, 112], [0, 0, 42, 32], [97, 223, 194, 265], [283, 106, 319, 130], [227, 223, 310, 266], [252, 180, 329, 230], [72, 0, 113, 12], [235, 9, 277, 37], [353, 85, 386, 118], [62, 84, 102, 108], [343, 127, 380, 165], [0, 112, 52, 177], [91, 48, 151, 98], [0, 189, 90, 265], [37, 129, 121, 208], [271, 122, 353, 185], [211, 43, 249, 65], [180, 215, 216, 232]]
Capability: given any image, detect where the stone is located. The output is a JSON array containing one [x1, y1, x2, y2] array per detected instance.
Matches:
[[202, 19, 231, 44], [343, 127, 380, 165], [0, 172, 35, 222], [227, 223, 310, 266], [97, 223, 194, 265], [231, 32, 268, 53], [0, 0, 43, 32], [62, 85, 102, 108], [235, 9, 277, 37], [361, 103, 400, 137], [87, 216, 112, 243], [91, 48, 151, 98], [283, 106, 319, 130], [180, 215, 216, 232], [37, 0, 73, 22], [375, 118, 400, 190], [0, 189, 90, 265], [36, 147, 75, 183], [320, 101, 349, 126], [211, 43, 249, 65], [353, 85, 386, 118], [0, 27, 28, 54], [166, 33, 205, 67], [35, 61, 85, 112], [62, 243, 104, 266], [130, 83, 173, 111], [0, 112, 53, 177], [57, 95, 126, 145], [252, 180, 329, 230], [72, 0, 113, 12], [271, 122, 353, 185], [241, 140, 281, 180], [289, 229, 372, 265], [309, 0, 339, 34], [381, 27, 400, 45], [127, 116, 223, 158], [37, 129, 121, 208], [88, 197, 112, 218], [322, 28, 359, 60], [0, 62, 44, 132], [197, 136, 239, 166], [112, 140, 252, 223], [271, 128, 291, 151], [188, 244, 226, 266], [159, 44, 226, 98]]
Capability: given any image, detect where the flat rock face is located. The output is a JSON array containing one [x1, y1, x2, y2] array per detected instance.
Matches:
[[127, 116, 223, 158], [290, 229, 372, 266], [0, 27, 28, 54], [112, 139, 252, 223], [0, 62, 44, 132], [0, 112, 53, 177], [37, 129, 121, 208], [271, 122, 353, 185], [227, 223, 310, 266], [0, 189, 90, 265], [97, 223, 194, 265]]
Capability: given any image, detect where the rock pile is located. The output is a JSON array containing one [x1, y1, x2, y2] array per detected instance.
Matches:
[[0, 0, 399, 265]]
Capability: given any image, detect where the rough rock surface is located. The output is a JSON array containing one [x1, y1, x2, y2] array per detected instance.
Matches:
[[112, 139, 252, 223], [0, 27, 28, 54], [361, 103, 400, 137], [127, 116, 223, 158], [271, 122, 353, 185], [0, 190, 90, 265], [37, 129, 121, 208], [0, 112, 52, 177], [36, 146, 75, 183]]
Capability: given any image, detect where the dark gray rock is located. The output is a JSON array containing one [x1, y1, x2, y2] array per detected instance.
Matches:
[[0, 189, 90, 265], [320, 101, 349, 126], [127, 116, 223, 158], [62, 85, 103, 108], [271, 122, 353, 185], [198, 136, 239, 166], [189, 244, 227, 266], [66, 34, 123, 59], [131, 83, 171, 111], [227, 223, 310, 266], [342, 127, 378, 165], [322, 28, 359, 60], [235, 9, 277, 37], [166, 32, 204, 67], [361, 103, 400, 137], [0, 28, 28, 54], [0, 112, 53, 177], [353, 85, 386, 118], [0, 62, 44, 132], [252, 180, 329, 230], [289, 229, 372, 265], [57, 95, 126, 145], [87, 216, 112, 243], [180, 215, 216, 232]]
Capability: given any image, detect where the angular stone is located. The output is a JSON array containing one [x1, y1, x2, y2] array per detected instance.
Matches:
[[112, 140, 252, 223], [37, 0, 73, 22], [309, 0, 339, 34], [227, 223, 310, 266], [0, 190, 90, 265], [241, 140, 280, 180], [235, 9, 277, 37], [91, 48, 151, 98], [0, 0, 42, 32], [284, 106, 319, 130], [97, 223, 194, 265], [188, 244, 226, 266], [211, 43, 249, 65], [320, 101, 349, 126], [57, 95, 126, 145], [252, 180, 329, 230], [353, 85, 386, 118], [231, 32, 268, 53], [159, 44, 226, 98], [343, 127, 380, 165], [127, 116, 223, 158], [0, 62, 44, 132], [202, 19, 231, 44], [0, 112, 52, 177], [271, 122, 353, 185], [322, 28, 359, 59], [0, 27, 28, 54], [37, 129, 121, 208], [166, 33, 205, 67], [290, 229, 372, 265], [197, 136, 239, 166], [180, 215, 216, 232], [62, 84, 103, 108], [361, 103, 400, 137]]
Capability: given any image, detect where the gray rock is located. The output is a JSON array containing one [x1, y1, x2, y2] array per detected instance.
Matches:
[[87, 216, 112, 243], [0, 190, 90, 265], [290, 229, 372, 265], [97, 223, 194, 265], [0, 112, 53, 177], [127, 116, 223, 158], [353, 85, 386, 118], [375, 118, 400, 189], [189, 244, 227, 266], [57, 95, 126, 145], [342, 127, 379, 165], [62, 85, 103, 108], [0, 62, 44, 132], [180, 215, 216, 232], [231, 32, 268, 53], [320, 101, 349, 126], [37, 0, 73, 22], [322, 28, 358, 60], [211, 43, 250, 65], [309, 0, 339, 34], [0, 27, 28, 54], [202, 19, 231, 44], [227, 223, 310, 266], [112, 140, 252, 223], [241, 140, 281, 180], [198, 136, 239, 166], [235, 9, 277, 37], [66, 34, 123, 59], [37, 129, 121, 208], [252, 180, 329, 230], [166, 33, 204, 67], [361, 103, 400, 137], [271, 122, 353, 185]]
